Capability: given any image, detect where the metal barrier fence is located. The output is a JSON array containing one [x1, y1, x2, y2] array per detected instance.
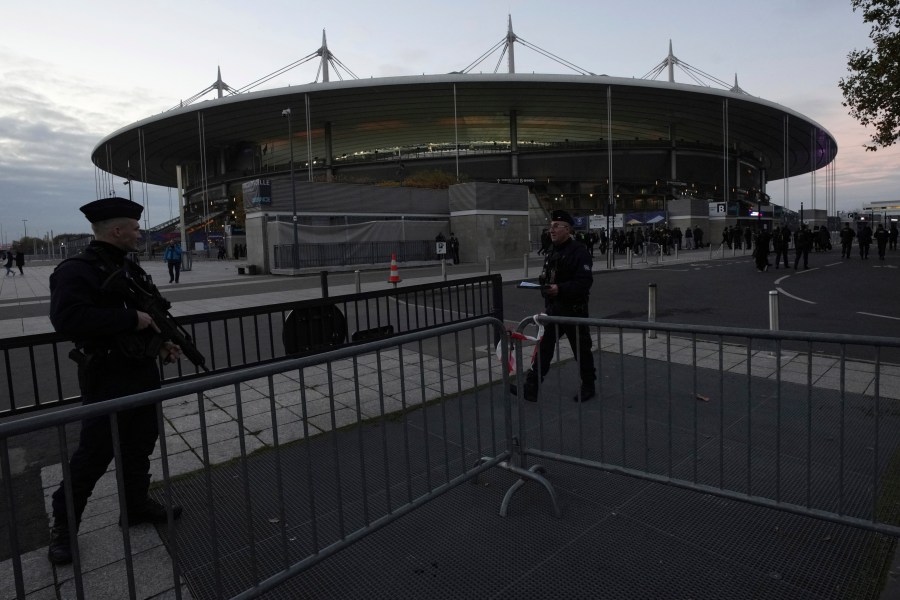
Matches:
[[1, 317, 542, 599], [272, 240, 435, 269], [7, 312, 900, 597], [0, 275, 503, 417], [509, 315, 900, 537]]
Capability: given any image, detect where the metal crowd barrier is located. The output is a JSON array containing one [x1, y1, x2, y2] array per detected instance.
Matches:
[[1, 317, 538, 599], [0, 275, 503, 417], [508, 315, 900, 537]]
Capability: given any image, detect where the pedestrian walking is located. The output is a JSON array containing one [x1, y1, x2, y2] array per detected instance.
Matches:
[[15, 248, 24, 275], [874, 224, 889, 260], [794, 224, 813, 269], [754, 228, 771, 272], [858, 223, 873, 259], [772, 226, 790, 269], [448, 232, 460, 264], [4, 250, 14, 276], [693, 226, 704, 249], [840, 223, 855, 259], [164, 240, 183, 283]]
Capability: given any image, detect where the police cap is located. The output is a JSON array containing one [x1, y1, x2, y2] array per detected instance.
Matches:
[[79, 197, 144, 223], [550, 209, 574, 226]]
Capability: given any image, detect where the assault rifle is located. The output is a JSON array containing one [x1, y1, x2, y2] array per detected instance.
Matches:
[[104, 267, 209, 372]]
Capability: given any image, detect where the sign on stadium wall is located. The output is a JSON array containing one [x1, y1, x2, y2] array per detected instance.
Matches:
[[242, 179, 272, 206]]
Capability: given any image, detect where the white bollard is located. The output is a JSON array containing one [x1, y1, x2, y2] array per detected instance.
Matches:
[[355, 270, 361, 293], [648, 283, 658, 339], [442, 260, 447, 281], [485, 256, 491, 275], [768, 289, 779, 331]]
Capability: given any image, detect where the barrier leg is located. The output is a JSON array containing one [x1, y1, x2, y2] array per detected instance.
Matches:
[[475, 459, 561, 519]]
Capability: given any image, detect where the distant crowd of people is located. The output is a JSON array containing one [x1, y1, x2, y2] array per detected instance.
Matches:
[[539, 225, 706, 257], [535, 220, 898, 273], [748, 221, 898, 272]]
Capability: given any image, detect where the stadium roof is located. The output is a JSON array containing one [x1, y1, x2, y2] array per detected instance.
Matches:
[[92, 72, 836, 188]]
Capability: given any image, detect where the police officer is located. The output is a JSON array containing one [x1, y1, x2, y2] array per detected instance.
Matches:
[[840, 222, 856, 259], [448, 232, 460, 264], [47, 197, 183, 565], [794, 224, 813, 270], [875, 224, 890, 260], [858, 223, 873, 259], [772, 225, 791, 269], [753, 227, 771, 272], [513, 209, 596, 402]]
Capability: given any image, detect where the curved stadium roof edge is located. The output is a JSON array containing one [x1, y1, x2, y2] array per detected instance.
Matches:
[[92, 72, 838, 189]]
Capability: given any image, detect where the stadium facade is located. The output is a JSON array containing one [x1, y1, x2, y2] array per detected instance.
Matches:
[[91, 30, 837, 273]]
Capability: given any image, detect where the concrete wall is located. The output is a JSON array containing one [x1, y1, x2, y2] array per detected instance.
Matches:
[[245, 212, 269, 272], [668, 198, 711, 240], [241, 181, 530, 272], [449, 182, 529, 263]]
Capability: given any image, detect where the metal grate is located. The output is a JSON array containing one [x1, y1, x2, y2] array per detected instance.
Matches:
[[153, 378, 895, 599]]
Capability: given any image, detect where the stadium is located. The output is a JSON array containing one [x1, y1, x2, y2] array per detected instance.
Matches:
[[91, 22, 837, 273]]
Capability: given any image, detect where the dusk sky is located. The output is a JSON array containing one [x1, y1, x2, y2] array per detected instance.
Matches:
[[1, 0, 896, 240]]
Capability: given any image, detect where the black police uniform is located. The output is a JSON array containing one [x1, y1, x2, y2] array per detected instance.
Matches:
[[48, 198, 181, 565], [794, 227, 813, 269], [753, 230, 771, 272], [840, 225, 855, 259], [530, 230, 597, 399]]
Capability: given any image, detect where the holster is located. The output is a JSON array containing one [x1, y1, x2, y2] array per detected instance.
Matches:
[[69, 348, 95, 391]]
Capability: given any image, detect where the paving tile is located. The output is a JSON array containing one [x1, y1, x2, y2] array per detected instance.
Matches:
[[307, 407, 364, 432], [150, 451, 204, 480], [177, 420, 242, 449], [166, 406, 233, 434], [201, 433, 266, 466], [0, 546, 56, 599], [56, 544, 182, 600], [239, 406, 298, 435], [255, 419, 311, 447]]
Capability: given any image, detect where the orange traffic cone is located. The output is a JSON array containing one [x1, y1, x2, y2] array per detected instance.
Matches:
[[388, 254, 402, 285]]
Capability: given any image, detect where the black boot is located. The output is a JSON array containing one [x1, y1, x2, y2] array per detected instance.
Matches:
[[48, 524, 73, 565], [121, 498, 183, 526], [573, 382, 596, 403], [509, 371, 539, 402]]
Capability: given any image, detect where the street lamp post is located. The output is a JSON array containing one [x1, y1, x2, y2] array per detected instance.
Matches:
[[22, 219, 27, 248], [282, 108, 300, 270]]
